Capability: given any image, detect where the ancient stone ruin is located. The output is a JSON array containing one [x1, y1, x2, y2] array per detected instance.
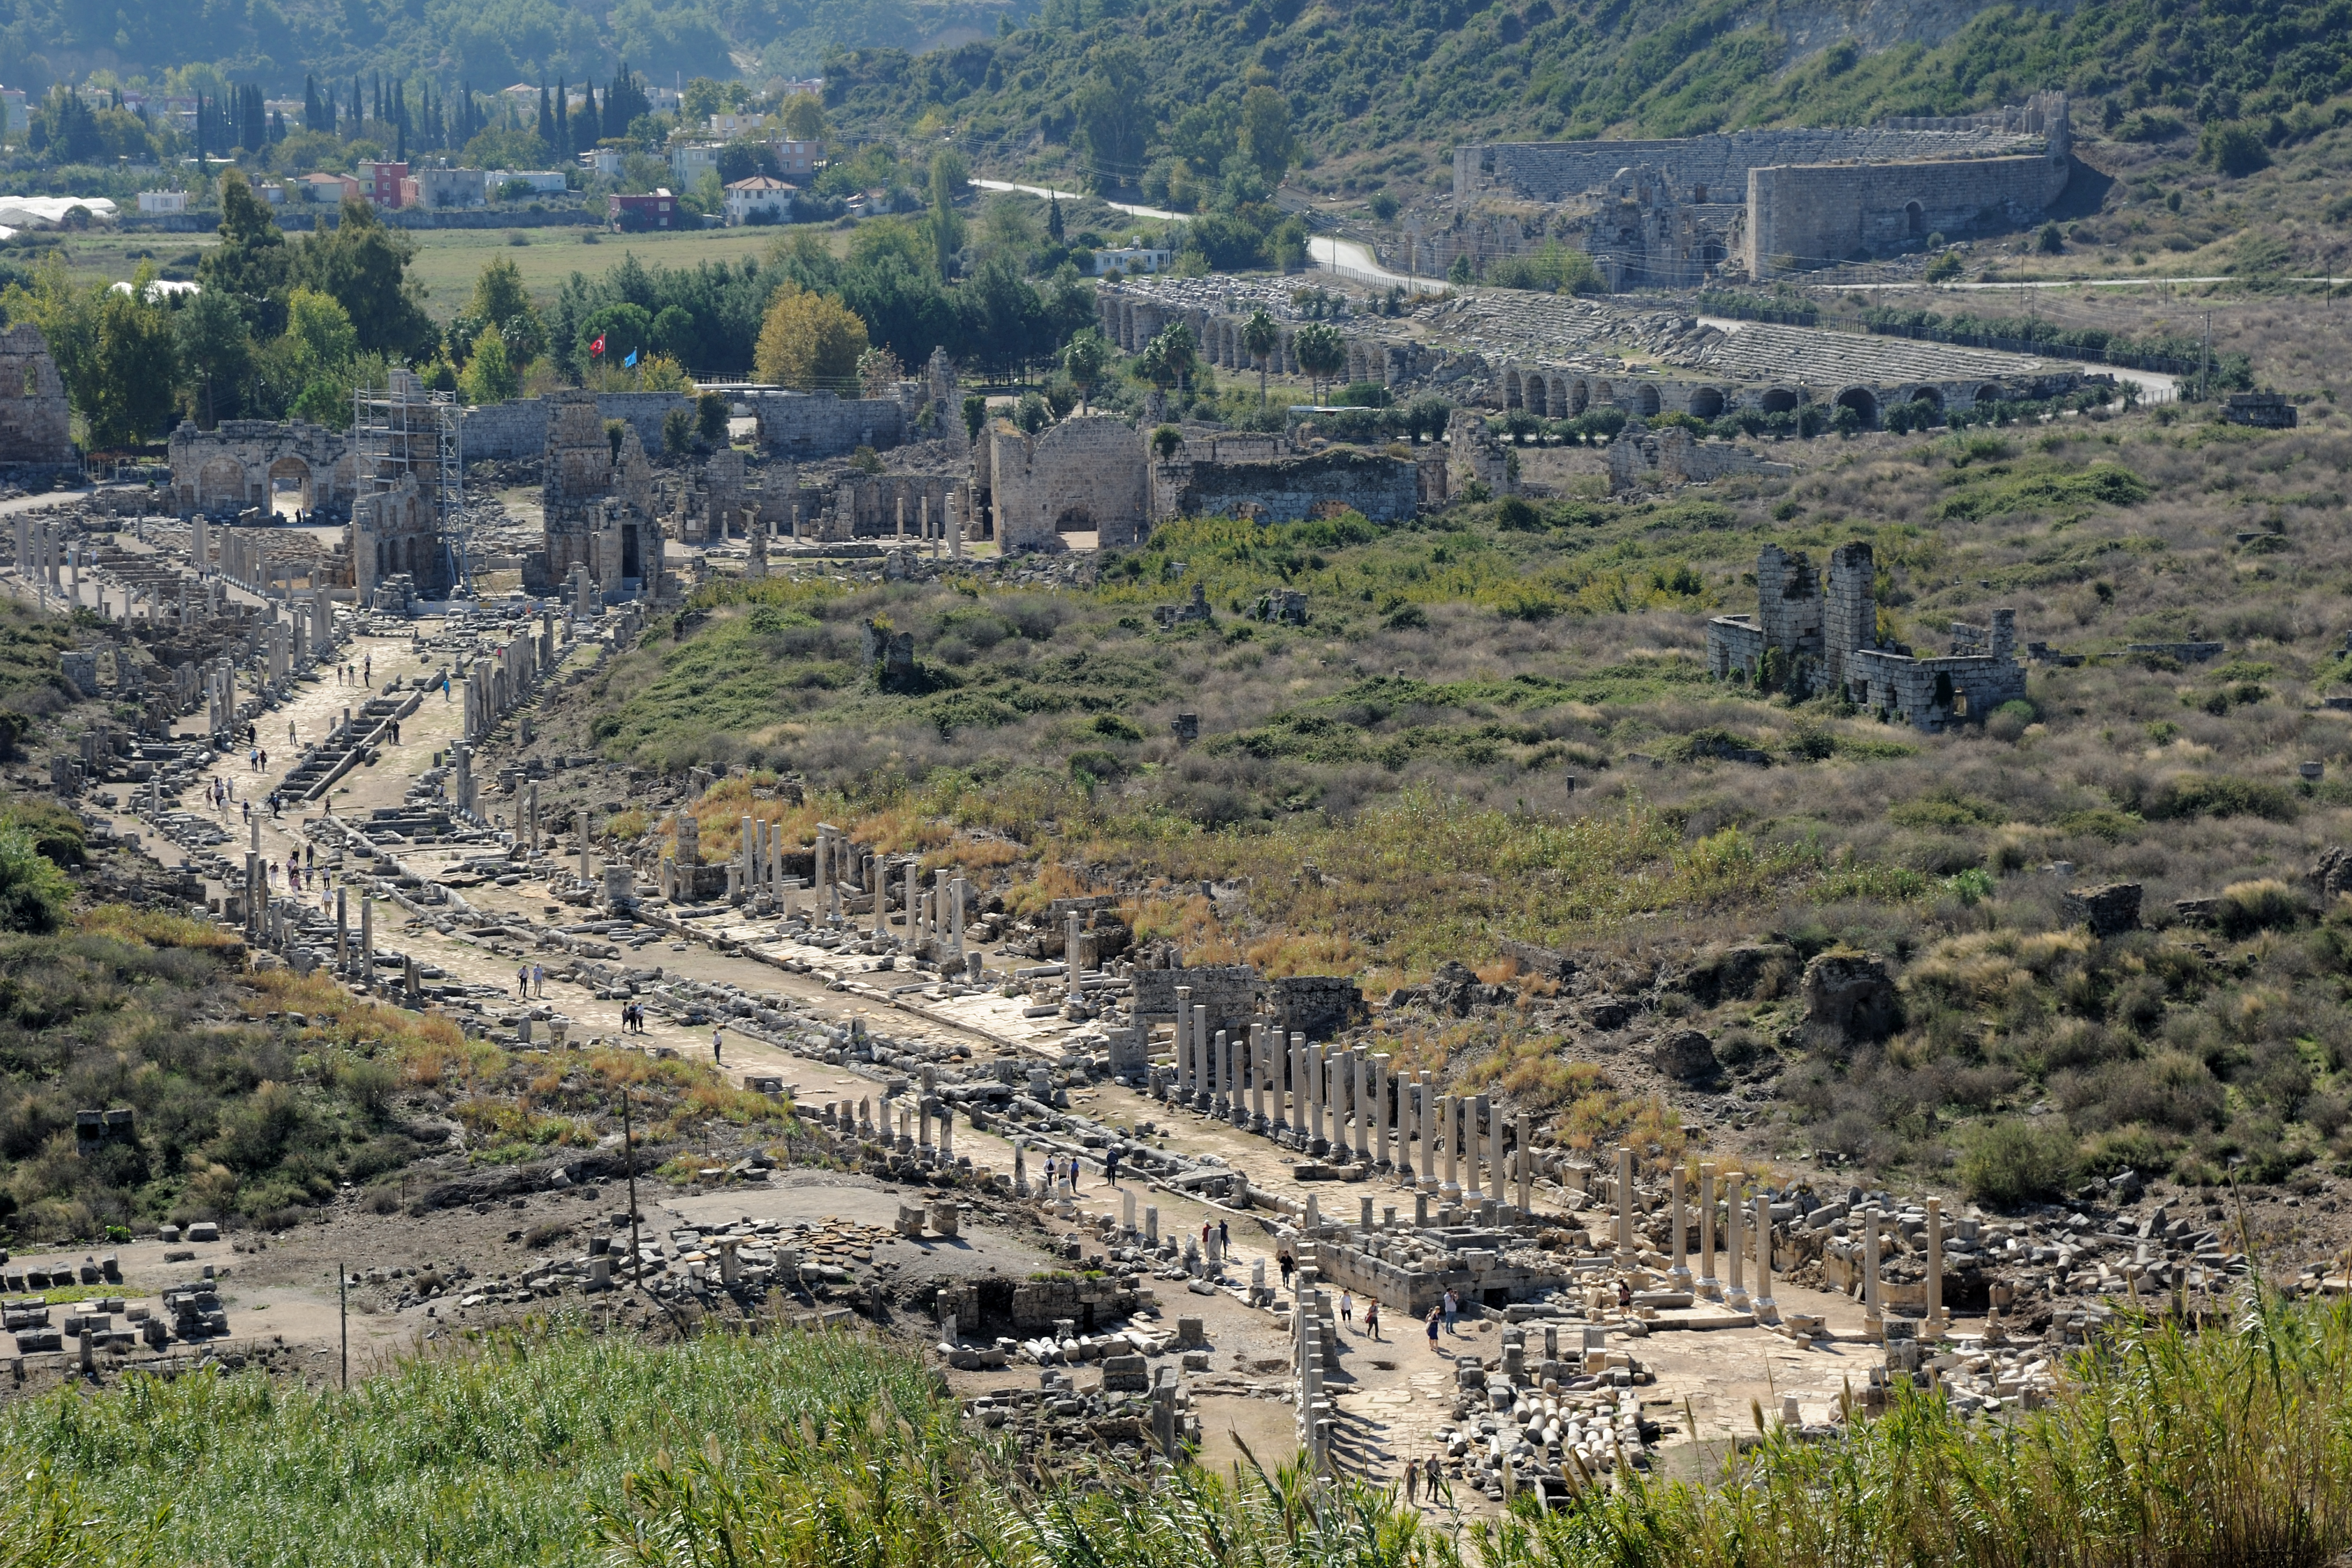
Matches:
[[1454, 93, 2073, 277], [538, 389, 667, 599], [167, 419, 356, 518], [0, 324, 74, 473], [1707, 541, 2027, 731]]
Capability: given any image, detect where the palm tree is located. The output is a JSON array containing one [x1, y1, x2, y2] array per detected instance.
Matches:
[[1292, 320, 1347, 405], [1242, 307, 1280, 408], [1061, 327, 1110, 415]]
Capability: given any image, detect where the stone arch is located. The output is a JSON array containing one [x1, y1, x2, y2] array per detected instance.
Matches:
[[1503, 368, 1524, 410], [1910, 385, 1944, 409], [1569, 379, 1589, 415], [1760, 387, 1800, 415], [266, 455, 314, 515], [197, 457, 248, 510], [1593, 380, 1615, 405], [1635, 384, 1661, 417], [1526, 375, 1548, 417], [1688, 386, 1725, 420], [1906, 201, 1925, 236], [1974, 384, 2003, 405], [1835, 386, 1881, 427]]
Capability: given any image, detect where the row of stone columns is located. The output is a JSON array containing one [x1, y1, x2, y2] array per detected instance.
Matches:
[[1160, 998, 1542, 1210]]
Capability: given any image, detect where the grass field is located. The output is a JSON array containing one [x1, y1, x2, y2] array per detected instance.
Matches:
[[5, 1295, 2351, 1567], [41, 222, 840, 320]]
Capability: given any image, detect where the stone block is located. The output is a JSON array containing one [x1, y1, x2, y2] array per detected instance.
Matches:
[[2062, 883, 2142, 937], [1804, 952, 1898, 1041]]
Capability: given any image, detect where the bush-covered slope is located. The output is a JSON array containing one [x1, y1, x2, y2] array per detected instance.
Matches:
[[826, 0, 2352, 197]]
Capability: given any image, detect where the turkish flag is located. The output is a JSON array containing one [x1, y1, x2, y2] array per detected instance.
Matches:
[[589, 334, 606, 356]]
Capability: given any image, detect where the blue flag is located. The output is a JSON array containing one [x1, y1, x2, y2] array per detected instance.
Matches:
[[624, 349, 639, 368]]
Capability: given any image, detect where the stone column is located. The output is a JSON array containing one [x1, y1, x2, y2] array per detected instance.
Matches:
[[1439, 1096, 1459, 1199], [360, 896, 373, 988], [743, 816, 758, 899], [1372, 1054, 1391, 1169], [1926, 1196, 1946, 1328], [1065, 910, 1083, 1000], [1614, 1145, 1634, 1263], [949, 875, 966, 962], [1418, 1076, 1437, 1190], [1290, 1032, 1307, 1146], [1464, 1096, 1484, 1203], [1862, 1206, 1884, 1338], [1698, 1163, 1718, 1298], [1515, 1113, 1533, 1211], [1175, 988, 1194, 1101], [335, 887, 349, 974], [1725, 1173, 1747, 1308], [1306, 1044, 1327, 1156], [1752, 1192, 1778, 1323], [1352, 1049, 1371, 1162], [1486, 1096, 1503, 1207], [1249, 1025, 1266, 1130], [1671, 1164, 1691, 1289], [1209, 1028, 1228, 1119]]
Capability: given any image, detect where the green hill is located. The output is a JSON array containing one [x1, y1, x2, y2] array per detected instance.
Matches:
[[0, 0, 1029, 96], [823, 0, 2352, 199]]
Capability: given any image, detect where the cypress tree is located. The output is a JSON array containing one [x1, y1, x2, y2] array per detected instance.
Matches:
[[554, 76, 568, 160], [537, 84, 554, 151]]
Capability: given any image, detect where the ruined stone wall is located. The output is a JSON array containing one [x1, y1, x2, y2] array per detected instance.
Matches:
[[831, 472, 962, 538], [1607, 426, 1790, 492], [1849, 647, 2027, 731], [0, 324, 72, 468], [1456, 119, 2053, 208], [1707, 616, 1767, 680], [1823, 541, 1875, 694], [168, 420, 356, 517], [1130, 965, 1262, 1036], [749, 391, 906, 459], [988, 416, 1148, 551], [1746, 152, 2072, 276], [1755, 544, 1821, 658], [1151, 446, 1420, 525], [455, 393, 696, 462]]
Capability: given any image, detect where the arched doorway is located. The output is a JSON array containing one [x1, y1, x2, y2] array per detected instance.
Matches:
[[1503, 369, 1524, 410], [1569, 380, 1589, 415], [1910, 386, 1944, 409], [1760, 387, 1800, 415], [1636, 384, 1661, 416], [267, 456, 313, 518], [1526, 376, 1548, 417], [1974, 384, 2003, 405], [1835, 387, 1880, 427], [1688, 387, 1725, 419], [1906, 201, 1925, 236], [1054, 506, 1097, 550]]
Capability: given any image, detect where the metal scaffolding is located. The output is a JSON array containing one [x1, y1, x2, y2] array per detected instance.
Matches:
[[353, 371, 467, 593]]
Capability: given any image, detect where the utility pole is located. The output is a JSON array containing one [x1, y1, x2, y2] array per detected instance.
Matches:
[[622, 1087, 640, 1285], [338, 1261, 348, 1389], [2202, 311, 2212, 403]]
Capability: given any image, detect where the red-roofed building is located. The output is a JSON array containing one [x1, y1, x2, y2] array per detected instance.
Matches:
[[608, 188, 679, 230]]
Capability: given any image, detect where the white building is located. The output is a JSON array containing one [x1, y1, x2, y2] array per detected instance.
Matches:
[[135, 190, 188, 215], [0, 89, 26, 135], [486, 169, 569, 195], [581, 148, 624, 178], [724, 175, 795, 225], [415, 166, 487, 208], [670, 142, 723, 188], [1091, 246, 1174, 276]]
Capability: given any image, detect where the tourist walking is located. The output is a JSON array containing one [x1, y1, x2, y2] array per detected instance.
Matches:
[[1340, 1290, 1354, 1327], [1278, 1250, 1295, 1289], [1365, 1299, 1381, 1340], [712, 1025, 724, 1065], [1104, 1146, 1121, 1186], [1405, 1457, 1419, 1506], [1426, 1308, 1442, 1351], [1443, 1288, 1459, 1333]]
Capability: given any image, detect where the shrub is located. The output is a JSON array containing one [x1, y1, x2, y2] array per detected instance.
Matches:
[[2216, 878, 2302, 937], [2142, 774, 2299, 823], [1959, 1116, 2078, 1207], [2200, 119, 2271, 176], [0, 825, 71, 933], [1067, 748, 1124, 782], [1494, 496, 1544, 532]]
